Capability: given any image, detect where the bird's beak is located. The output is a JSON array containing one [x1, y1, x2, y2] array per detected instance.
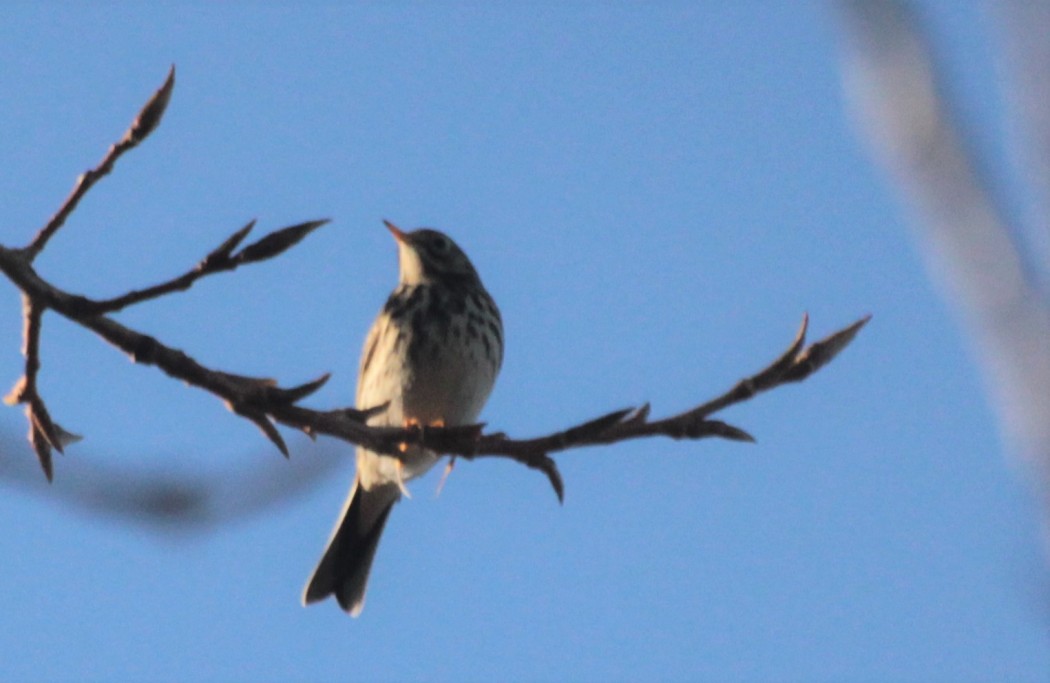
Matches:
[[383, 219, 408, 244]]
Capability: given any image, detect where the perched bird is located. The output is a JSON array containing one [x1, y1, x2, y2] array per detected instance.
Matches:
[[302, 221, 503, 615]]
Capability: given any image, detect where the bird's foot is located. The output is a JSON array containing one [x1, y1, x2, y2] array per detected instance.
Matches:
[[435, 456, 457, 497]]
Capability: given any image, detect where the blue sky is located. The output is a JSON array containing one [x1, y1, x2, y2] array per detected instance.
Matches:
[[1, 3, 1048, 681]]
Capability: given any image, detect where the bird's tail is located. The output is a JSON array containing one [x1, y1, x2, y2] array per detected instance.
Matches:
[[302, 478, 400, 616]]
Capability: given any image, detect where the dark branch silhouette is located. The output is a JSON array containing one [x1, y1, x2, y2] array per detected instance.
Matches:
[[0, 66, 870, 500], [0, 430, 343, 535]]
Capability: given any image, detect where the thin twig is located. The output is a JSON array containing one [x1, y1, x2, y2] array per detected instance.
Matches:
[[1, 295, 81, 481], [23, 66, 175, 262], [84, 219, 329, 315]]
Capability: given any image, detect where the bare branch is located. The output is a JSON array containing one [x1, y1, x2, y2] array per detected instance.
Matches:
[[455, 315, 869, 455], [681, 313, 811, 421], [86, 220, 257, 313], [23, 66, 175, 262], [0, 70, 870, 499], [20, 296, 54, 480], [1, 295, 81, 480], [123, 64, 176, 147], [84, 218, 330, 315]]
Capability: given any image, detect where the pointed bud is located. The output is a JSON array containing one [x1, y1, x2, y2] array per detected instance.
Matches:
[[200, 220, 255, 271], [784, 314, 872, 382], [235, 219, 329, 264], [124, 65, 176, 146]]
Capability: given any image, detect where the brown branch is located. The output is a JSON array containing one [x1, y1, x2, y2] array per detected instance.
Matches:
[[84, 218, 329, 315], [0, 66, 871, 500], [435, 314, 871, 500], [23, 65, 175, 263], [1, 294, 81, 481]]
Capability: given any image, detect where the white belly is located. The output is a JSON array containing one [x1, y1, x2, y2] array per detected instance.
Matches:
[[354, 284, 500, 490]]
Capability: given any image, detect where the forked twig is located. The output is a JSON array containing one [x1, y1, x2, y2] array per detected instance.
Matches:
[[85, 219, 329, 315]]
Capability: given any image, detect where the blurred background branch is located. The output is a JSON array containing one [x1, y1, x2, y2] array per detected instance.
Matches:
[[0, 430, 340, 536], [837, 0, 1050, 537]]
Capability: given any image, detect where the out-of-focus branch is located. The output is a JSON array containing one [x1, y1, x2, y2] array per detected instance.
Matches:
[[0, 431, 343, 535], [0, 66, 869, 501], [999, 1, 1050, 281], [836, 1, 1050, 514]]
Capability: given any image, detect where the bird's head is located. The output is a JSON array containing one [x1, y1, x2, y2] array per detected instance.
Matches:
[[384, 220, 481, 286]]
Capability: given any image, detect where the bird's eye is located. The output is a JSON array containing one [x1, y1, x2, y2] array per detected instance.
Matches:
[[426, 236, 452, 258]]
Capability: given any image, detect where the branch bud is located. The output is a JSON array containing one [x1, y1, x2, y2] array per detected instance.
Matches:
[[235, 219, 329, 264], [123, 65, 176, 147]]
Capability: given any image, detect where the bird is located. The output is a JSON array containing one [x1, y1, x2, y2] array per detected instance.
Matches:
[[302, 220, 503, 616]]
